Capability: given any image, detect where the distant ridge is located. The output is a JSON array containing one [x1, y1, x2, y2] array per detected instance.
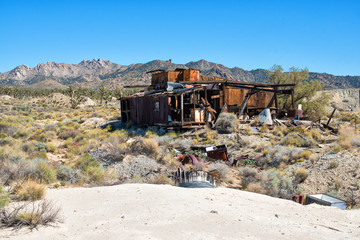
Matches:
[[0, 59, 359, 89]]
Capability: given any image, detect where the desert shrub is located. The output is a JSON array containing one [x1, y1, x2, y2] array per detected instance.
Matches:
[[260, 146, 302, 167], [75, 154, 101, 171], [0, 137, 13, 146], [337, 126, 360, 149], [330, 161, 339, 169], [0, 157, 49, 185], [0, 186, 10, 208], [350, 138, 360, 147], [155, 135, 174, 146], [45, 144, 56, 153], [208, 162, 232, 182], [0, 200, 61, 229], [144, 130, 158, 139], [44, 124, 57, 132], [0, 120, 18, 137], [204, 126, 218, 144], [15, 180, 45, 201], [215, 112, 237, 134], [264, 170, 293, 198], [305, 128, 322, 141], [130, 139, 161, 160], [331, 145, 342, 153], [272, 125, 288, 137], [239, 167, 259, 188], [294, 167, 309, 183], [148, 174, 174, 185], [169, 138, 193, 149], [281, 132, 314, 147], [247, 182, 265, 194], [56, 164, 78, 183], [58, 130, 81, 140], [260, 124, 269, 133], [37, 161, 57, 183], [112, 155, 161, 182], [22, 142, 37, 154], [301, 150, 311, 159]]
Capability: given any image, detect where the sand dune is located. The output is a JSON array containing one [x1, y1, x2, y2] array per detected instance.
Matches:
[[1, 184, 359, 240]]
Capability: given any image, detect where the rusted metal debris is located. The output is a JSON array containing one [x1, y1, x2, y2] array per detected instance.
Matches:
[[120, 68, 295, 129]]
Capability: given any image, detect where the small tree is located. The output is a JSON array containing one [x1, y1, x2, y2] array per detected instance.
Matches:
[[267, 65, 330, 121]]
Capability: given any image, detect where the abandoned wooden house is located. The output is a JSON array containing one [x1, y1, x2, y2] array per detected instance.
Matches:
[[120, 68, 295, 128]]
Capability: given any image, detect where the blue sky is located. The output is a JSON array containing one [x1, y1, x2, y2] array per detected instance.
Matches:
[[0, 0, 359, 75]]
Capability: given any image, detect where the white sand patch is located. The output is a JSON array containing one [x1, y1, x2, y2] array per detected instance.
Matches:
[[1, 184, 359, 240]]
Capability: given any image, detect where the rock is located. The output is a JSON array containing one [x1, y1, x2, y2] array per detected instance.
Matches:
[[82, 117, 107, 127], [79, 97, 96, 107], [0, 95, 12, 100]]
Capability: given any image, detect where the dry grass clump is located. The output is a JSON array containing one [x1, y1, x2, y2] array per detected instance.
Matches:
[[281, 132, 315, 147], [130, 139, 161, 160], [0, 200, 62, 229], [247, 182, 266, 194], [215, 112, 237, 134], [14, 180, 46, 201], [294, 167, 309, 183], [58, 129, 81, 140], [301, 150, 311, 159], [337, 126, 360, 149], [208, 162, 232, 182], [0, 186, 10, 208], [148, 175, 174, 185], [259, 124, 269, 133], [272, 125, 289, 137], [329, 161, 339, 169]]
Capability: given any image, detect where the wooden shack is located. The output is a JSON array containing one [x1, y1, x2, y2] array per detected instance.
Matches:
[[121, 69, 294, 128]]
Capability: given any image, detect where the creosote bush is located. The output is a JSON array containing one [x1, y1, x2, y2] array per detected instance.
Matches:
[[215, 112, 237, 134]]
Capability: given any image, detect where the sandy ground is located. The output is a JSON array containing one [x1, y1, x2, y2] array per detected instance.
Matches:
[[1, 184, 359, 240]]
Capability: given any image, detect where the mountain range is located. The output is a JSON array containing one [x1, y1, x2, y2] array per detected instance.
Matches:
[[0, 59, 359, 89]]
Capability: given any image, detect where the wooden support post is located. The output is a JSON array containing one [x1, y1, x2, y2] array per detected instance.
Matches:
[[326, 108, 336, 126], [238, 90, 254, 118], [274, 86, 278, 113], [291, 91, 295, 109], [181, 94, 184, 126], [205, 88, 208, 125]]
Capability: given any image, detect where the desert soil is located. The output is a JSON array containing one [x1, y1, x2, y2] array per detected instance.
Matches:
[[1, 184, 359, 240]]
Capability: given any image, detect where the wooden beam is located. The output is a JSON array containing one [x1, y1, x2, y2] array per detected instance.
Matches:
[[181, 94, 184, 125]]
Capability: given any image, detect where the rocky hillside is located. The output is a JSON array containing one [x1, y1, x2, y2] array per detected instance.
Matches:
[[0, 59, 359, 89]]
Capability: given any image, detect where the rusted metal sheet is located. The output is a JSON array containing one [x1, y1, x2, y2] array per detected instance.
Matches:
[[205, 145, 228, 161], [182, 69, 200, 81], [292, 195, 305, 204], [287, 109, 303, 119]]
